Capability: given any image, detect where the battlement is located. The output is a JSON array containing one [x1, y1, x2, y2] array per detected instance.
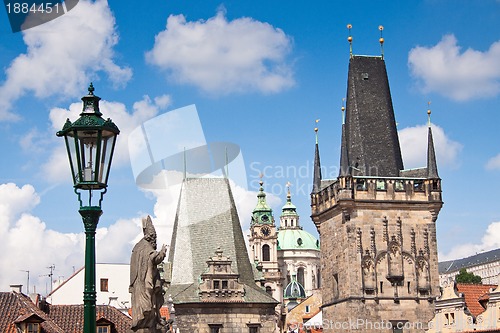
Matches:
[[311, 175, 442, 217]]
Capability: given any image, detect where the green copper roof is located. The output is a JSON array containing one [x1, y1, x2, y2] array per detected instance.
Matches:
[[277, 229, 320, 251], [283, 275, 306, 299], [252, 181, 272, 213], [281, 190, 297, 217]]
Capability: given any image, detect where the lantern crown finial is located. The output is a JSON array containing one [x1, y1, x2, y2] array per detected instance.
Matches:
[[81, 83, 102, 116]]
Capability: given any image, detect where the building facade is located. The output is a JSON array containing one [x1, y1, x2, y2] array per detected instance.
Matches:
[[439, 248, 500, 286], [427, 282, 500, 333], [310, 55, 443, 332], [48, 263, 131, 313]]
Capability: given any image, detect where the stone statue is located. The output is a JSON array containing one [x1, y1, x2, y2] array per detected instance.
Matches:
[[130, 216, 168, 332]]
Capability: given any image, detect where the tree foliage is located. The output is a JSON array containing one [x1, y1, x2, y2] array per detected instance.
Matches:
[[455, 268, 482, 284]]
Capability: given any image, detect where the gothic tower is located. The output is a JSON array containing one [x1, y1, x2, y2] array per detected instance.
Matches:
[[310, 54, 443, 332], [248, 180, 283, 303]]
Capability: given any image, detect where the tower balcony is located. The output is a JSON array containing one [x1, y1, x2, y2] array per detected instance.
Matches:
[[310, 175, 442, 218]]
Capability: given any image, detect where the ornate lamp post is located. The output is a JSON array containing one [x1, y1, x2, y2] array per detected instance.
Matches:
[[57, 83, 119, 333]]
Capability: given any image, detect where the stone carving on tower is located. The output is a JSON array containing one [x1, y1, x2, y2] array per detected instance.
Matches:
[[310, 27, 443, 332]]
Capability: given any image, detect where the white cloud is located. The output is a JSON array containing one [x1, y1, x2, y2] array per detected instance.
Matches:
[[486, 153, 500, 170], [439, 221, 500, 261], [0, 0, 132, 121], [0, 176, 276, 293], [41, 94, 171, 183], [408, 34, 500, 101], [0, 182, 150, 293], [146, 10, 294, 95], [398, 123, 462, 170]]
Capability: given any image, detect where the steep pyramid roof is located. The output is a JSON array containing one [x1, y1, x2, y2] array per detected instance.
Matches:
[[343, 55, 403, 177], [167, 177, 276, 304]]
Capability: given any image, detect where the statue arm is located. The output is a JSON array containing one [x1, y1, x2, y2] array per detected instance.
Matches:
[[151, 244, 167, 265]]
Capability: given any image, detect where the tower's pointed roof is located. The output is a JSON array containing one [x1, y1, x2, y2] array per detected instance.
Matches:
[[344, 56, 404, 177], [167, 177, 276, 304], [312, 128, 322, 193], [427, 115, 439, 179], [339, 123, 350, 177], [281, 188, 297, 217], [253, 180, 272, 213]]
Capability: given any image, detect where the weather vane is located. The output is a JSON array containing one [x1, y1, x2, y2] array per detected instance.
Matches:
[[347, 24, 353, 58], [379, 25, 384, 59], [314, 119, 320, 144], [427, 101, 432, 127]]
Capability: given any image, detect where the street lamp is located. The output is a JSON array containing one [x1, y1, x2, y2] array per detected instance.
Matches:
[[57, 83, 119, 333]]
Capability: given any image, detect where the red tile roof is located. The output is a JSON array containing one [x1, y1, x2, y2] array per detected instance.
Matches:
[[456, 283, 497, 317], [0, 291, 131, 333], [48, 304, 131, 333], [0, 292, 63, 333]]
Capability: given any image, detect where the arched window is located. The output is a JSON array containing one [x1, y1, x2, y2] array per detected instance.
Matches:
[[266, 286, 273, 296], [297, 267, 305, 287], [262, 244, 270, 261]]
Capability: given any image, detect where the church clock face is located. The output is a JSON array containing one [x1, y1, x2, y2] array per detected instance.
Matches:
[[261, 226, 271, 237]]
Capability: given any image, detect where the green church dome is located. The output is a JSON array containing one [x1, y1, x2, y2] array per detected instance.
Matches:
[[277, 229, 320, 251], [283, 275, 306, 300]]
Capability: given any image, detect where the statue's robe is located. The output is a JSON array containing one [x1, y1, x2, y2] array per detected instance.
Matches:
[[130, 238, 165, 330]]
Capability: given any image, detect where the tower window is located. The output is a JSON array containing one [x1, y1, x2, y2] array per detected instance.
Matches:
[[413, 180, 424, 191], [297, 267, 305, 287], [262, 244, 270, 261], [266, 286, 273, 296], [380, 281, 383, 293], [376, 180, 386, 190], [395, 180, 405, 191], [209, 324, 223, 333]]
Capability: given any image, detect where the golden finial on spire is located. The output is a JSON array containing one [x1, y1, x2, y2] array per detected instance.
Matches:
[[314, 119, 320, 144], [347, 24, 353, 58], [379, 25, 384, 59], [286, 181, 291, 199], [427, 101, 432, 127], [259, 173, 264, 187]]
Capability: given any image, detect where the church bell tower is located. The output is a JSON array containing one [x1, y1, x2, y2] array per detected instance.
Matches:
[[248, 180, 283, 302]]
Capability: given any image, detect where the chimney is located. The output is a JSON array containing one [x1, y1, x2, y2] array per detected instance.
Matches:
[[10, 284, 23, 293]]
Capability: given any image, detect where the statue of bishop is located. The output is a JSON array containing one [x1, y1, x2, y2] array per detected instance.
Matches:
[[129, 216, 168, 333]]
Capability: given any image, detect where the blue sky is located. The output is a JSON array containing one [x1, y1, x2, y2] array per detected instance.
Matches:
[[1, 0, 500, 294]]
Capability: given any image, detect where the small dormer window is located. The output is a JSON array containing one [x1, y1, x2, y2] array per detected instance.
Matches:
[[26, 323, 40, 333], [297, 238, 303, 246], [362, 73, 369, 80], [97, 326, 110, 333]]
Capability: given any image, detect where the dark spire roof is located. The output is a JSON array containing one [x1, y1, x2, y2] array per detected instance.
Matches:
[[312, 130, 322, 193], [344, 56, 404, 177], [339, 123, 350, 177], [427, 126, 439, 179]]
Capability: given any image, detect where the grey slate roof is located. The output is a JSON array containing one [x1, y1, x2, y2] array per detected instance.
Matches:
[[167, 177, 277, 304], [439, 248, 500, 274], [344, 55, 404, 177]]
